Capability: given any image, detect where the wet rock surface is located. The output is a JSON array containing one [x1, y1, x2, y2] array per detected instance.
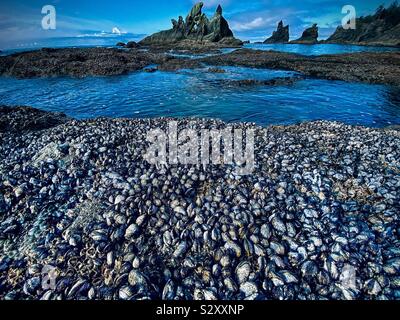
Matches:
[[0, 106, 69, 133], [0, 47, 165, 78], [1, 46, 399, 86], [0, 107, 399, 300], [201, 49, 400, 86], [157, 58, 203, 72], [208, 76, 305, 88], [150, 44, 223, 54]]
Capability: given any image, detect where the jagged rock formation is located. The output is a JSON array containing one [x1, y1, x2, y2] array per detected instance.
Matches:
[[326, 2, 400, 47], [291, 24, 319, 44], [264, 21, 289, 43], [139, 2, 242, 47]]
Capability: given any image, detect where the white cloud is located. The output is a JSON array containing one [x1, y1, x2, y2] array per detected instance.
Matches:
[[0, 5, 126, 48], [112, 27, 127, 35], [231, 17, 270, 31], [191, 0, 232, 9]]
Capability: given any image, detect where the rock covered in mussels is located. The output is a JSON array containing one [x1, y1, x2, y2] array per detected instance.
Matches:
[[0, 47, 165, 78], [0, 106, 400, 300], [0, 106, 69, 133], [264, 21, 289, 44], [139, 2, 242, 47]]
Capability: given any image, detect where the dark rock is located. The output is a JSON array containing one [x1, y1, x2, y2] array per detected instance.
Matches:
[[0, 106, 69, 133], [126, 41, 140, 49], [158, 58, 202, 71], [264, 21, 289, 44], [325, 2, 400, 47], [0, 47, 166, 78], [242, 40, 250, 44], [0, 194, 7, 214], [201, 49, 400, 86], [116, 42, 126, 47], [216, 37, 243, 47], [57, 143, 70, 154], [139, 2, 242, 47], [205, 4, 234, 42], [291, 24, 318, 44], [147, 42, 223, 54], [212, 76, 305, 87], [207, 67, 226, 73], [41, 47, 58, 53], [143, 67, 157, 73]]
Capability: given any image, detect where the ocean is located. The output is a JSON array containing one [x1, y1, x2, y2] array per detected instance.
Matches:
[[1, 38, 399, 127]]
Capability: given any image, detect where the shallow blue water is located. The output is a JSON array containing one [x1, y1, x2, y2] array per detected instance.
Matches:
[[243, 43, 400, 55], [0, 34, 144, 53], [2, 37, 398, 57], [1, 65, 399, 127]]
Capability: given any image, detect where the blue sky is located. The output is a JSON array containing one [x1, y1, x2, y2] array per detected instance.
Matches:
[[0, 0, 395, 48]]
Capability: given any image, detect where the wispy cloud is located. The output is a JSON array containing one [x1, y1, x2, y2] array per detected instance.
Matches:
[[0, 4, 128, 48], [231, 17, 272, 31], [191, 0, 232, 9]]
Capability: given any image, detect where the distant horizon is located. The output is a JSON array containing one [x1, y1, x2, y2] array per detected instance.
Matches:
[[0, 0, 396, 49]]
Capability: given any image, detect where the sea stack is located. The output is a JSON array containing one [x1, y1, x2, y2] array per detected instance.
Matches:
[[139, 2, 243, 47], [325, 3, 400, 46], [291, 24, 319, 44], [264, 21, 289, 43]]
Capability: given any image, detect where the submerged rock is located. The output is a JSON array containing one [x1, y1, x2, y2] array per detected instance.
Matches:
[[139, 2, 242, 47], [264, 21, 289, 44], [211, 76, 305, 88]]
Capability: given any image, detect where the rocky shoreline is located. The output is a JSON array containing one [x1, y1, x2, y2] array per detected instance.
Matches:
[[0, 106, 399, 300], [1, 46, 400, 87], [0, 47, 168, 78], [201, 49, 400, 86]]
